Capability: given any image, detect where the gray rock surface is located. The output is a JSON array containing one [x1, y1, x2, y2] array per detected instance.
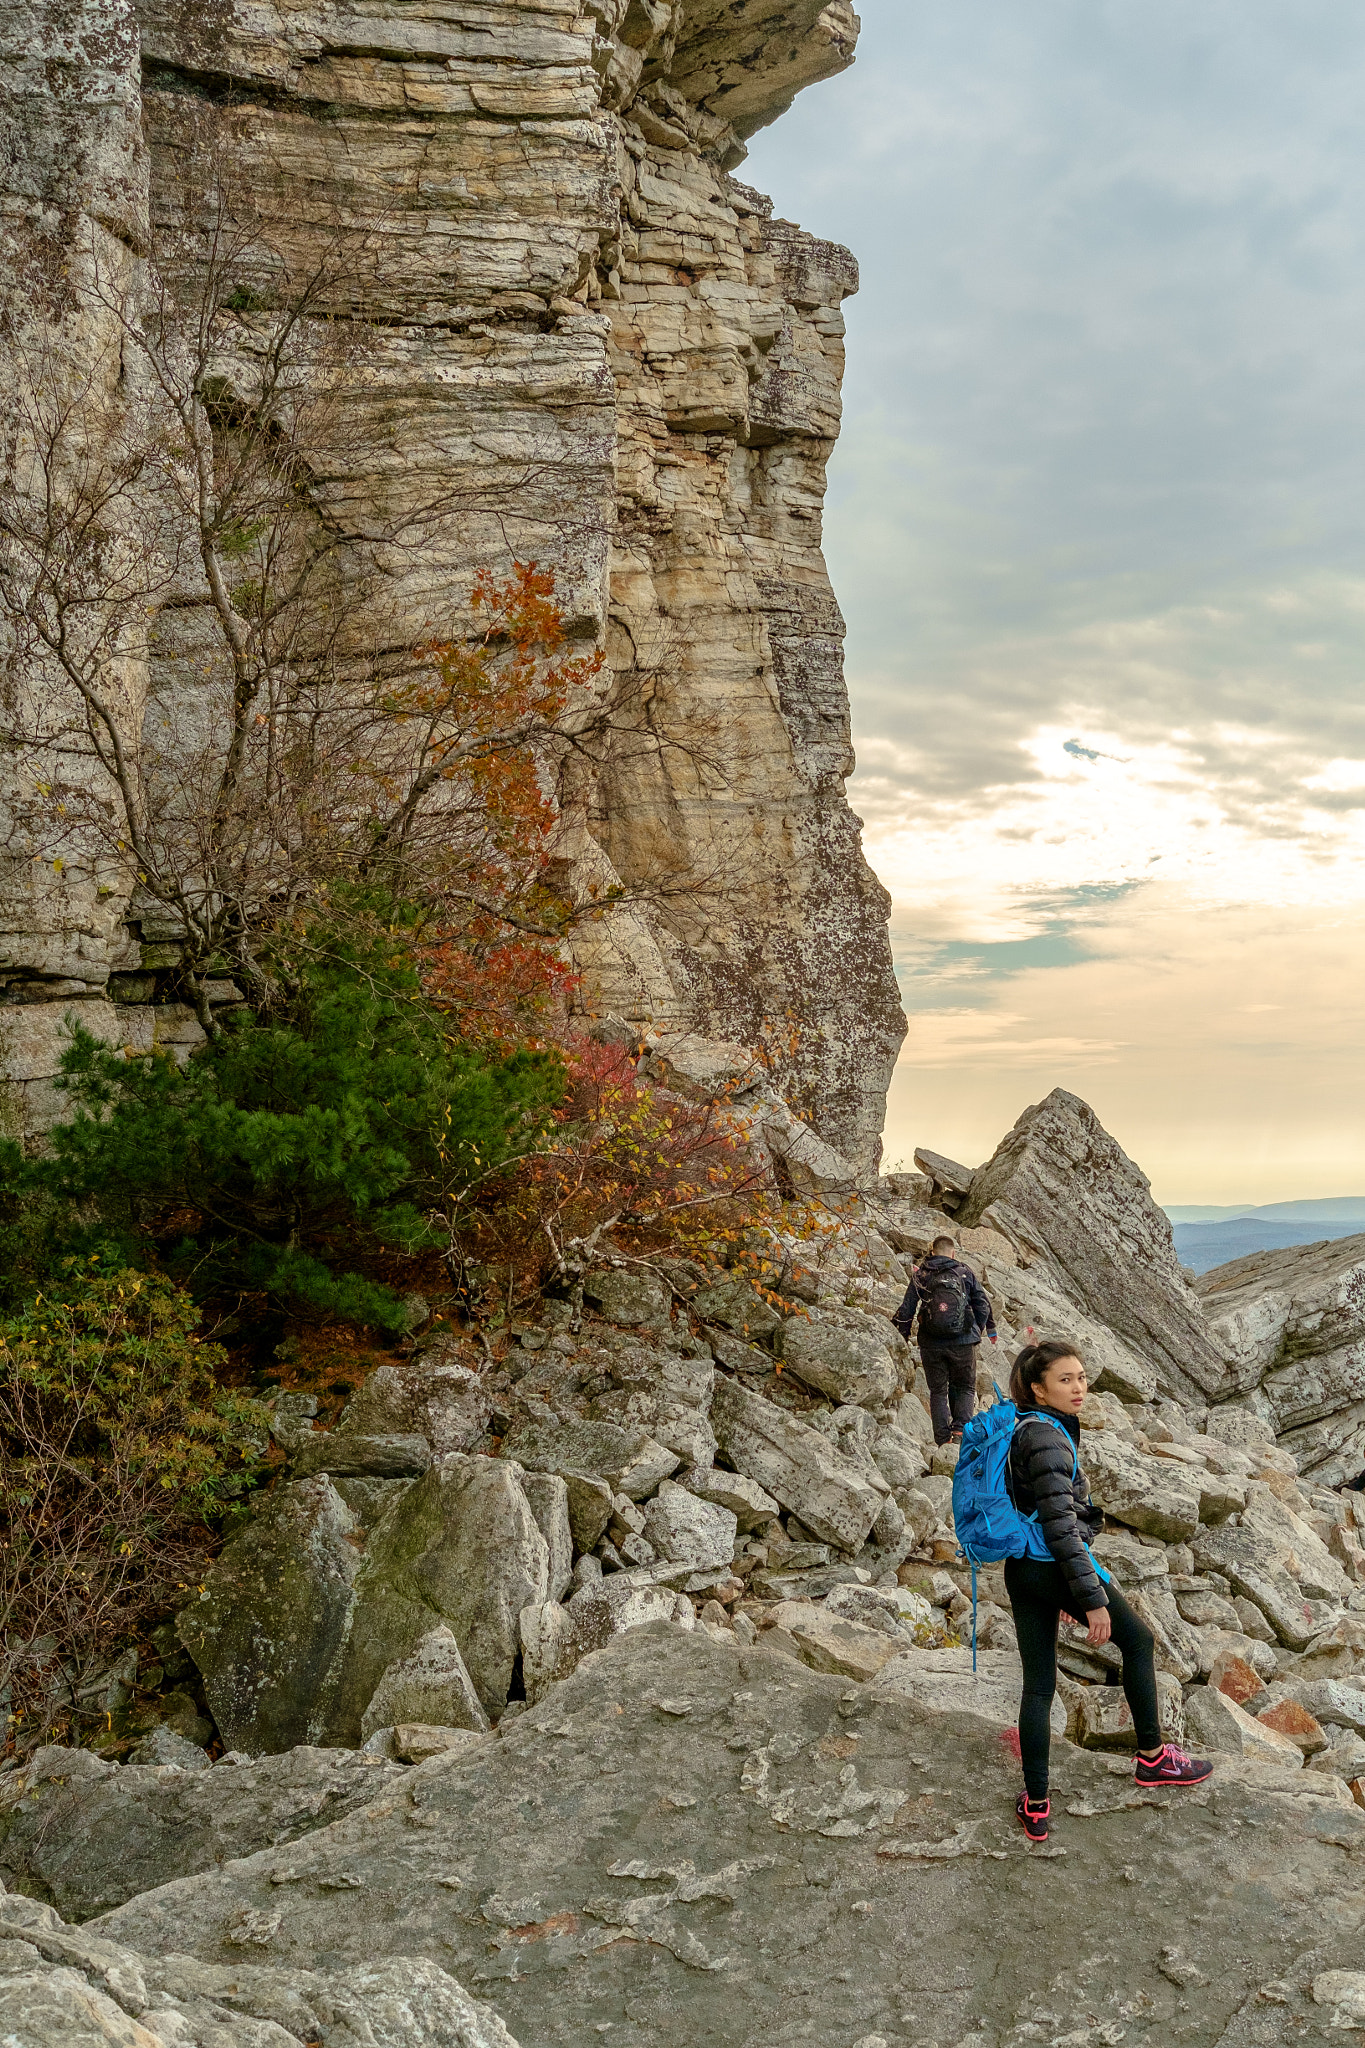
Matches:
[[776, 1313, 900, 1408], [359, 1627, 490, 1741], [176, 1477, 361, 1755], [1080, 1430, 1204, 1542], [500, 1421, 680, 1502], [641, 1480, 737, 1570], [0, 1747, 406, 1921], [84, 1627, 1365, 2048], [329, 1456, 550, 1732], [1199, 1234, 1365, 1481], [711, 1375, 886, 1550], [957, 1088, 1228, 1399], [0, 1886, 517, 2045]]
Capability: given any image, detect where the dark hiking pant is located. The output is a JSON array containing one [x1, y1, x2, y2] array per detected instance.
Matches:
[[1005, 1556, 1161, 1798], [919, 1339, 978, 1444]]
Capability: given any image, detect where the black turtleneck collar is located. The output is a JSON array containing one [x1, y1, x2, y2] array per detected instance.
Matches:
[[1019, 1402, 1081, 1445]]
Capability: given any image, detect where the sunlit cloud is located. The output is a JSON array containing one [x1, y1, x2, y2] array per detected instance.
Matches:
[[746, 2, 1365, 1200]]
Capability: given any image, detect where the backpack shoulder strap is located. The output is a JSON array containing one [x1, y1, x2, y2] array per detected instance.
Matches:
[[1012, 1409, 1079, 1479]]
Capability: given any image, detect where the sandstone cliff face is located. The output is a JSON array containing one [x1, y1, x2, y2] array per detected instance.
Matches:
[[0, 0, 904, 1168]]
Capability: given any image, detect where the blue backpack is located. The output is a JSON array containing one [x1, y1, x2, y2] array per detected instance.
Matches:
[[950, 1390, 1108, 1667]]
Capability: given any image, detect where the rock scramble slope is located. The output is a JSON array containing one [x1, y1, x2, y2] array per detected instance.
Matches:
[[5, 1082, 1365, 2041], [5, 1629, 1365, 2047]]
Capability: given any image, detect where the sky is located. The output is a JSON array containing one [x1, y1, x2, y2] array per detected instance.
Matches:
[[743, 0, 1365, 1205]]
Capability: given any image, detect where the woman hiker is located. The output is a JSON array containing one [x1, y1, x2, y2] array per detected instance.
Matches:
[[1005, 1338, 1212, 1842]]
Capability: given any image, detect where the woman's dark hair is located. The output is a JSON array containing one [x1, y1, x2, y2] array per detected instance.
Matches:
[[1009, 1338, 1085, 1408]]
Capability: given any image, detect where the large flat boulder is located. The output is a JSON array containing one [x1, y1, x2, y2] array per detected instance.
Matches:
[[176, 1477, 361, 1755], [956, 1088, 1227, 1400], [27, 1626, 1357, 2047], [710, 1376, 886, 1550]]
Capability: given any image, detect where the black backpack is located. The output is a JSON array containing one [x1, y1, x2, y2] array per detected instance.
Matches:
[[917, 1264, 972, 1340]]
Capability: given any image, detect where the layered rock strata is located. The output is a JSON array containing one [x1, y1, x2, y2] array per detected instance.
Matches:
[[0, 0, 904, 1169]]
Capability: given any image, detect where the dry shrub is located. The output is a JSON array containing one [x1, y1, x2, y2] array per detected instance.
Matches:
[[0, 1263, 268, 1741]]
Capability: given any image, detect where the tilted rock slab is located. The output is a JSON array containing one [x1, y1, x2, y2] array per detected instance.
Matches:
[[710, 1374, 886, 1549], [327, 1455, 551, 1735], [1079, 1431, 1203, 1543], [1199, 1233, 1365, 1481], [177, 1477, 362, 1755], [957, 1088, 1227, 1400], [84, 1627, 1365, 2048]]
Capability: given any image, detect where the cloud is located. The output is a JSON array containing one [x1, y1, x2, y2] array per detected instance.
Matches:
[[744, 2, 1365, 1199]]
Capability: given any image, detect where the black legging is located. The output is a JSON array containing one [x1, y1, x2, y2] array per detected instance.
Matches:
[[1004, 1555, 1161, 1799]]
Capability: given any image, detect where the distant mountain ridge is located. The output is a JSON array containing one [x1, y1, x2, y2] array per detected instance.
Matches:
[[1165, 1197, 1365, 1224], [1163, 1198, 1365, 1275]]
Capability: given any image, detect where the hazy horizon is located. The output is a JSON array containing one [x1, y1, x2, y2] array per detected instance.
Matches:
[[745, 1, 1365, 1205]]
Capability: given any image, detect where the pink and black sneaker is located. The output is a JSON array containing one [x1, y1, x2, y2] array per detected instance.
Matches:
[[1133, 1743, 1213, 1789], [1015, 1794, 1050, 1843]]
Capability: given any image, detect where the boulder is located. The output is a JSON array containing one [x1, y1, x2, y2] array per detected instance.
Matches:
[[80, 1628, 1365, 2045], [955, 1089, 1226, 1401], [777, 1314, 900, 1408], [1197, 1234, 1365, 1432], [1090, 1530, 1170, 1585], [641, 1479, 737, 1569], [1256, 1699, 1328, 1757], [501, 1420, 680, 1502], [330, 1357, 491, 1454], [1183, 1688, 1304, 1767], [129, 1727, 209, 1771], [1072, 1671, 1184, 1749], [1191, 1522, 1318, 1650], [869, 1422, 929, 1491], [982, 1256, 1158, 1407], [176, 1476, 361, 1755], [359, 1625, 490, 1739], [1081, 1433, 1202, 1543], [326, 1456, 550, 1734], [1209, 1650, 1271, 1711], [587, 1346, 717, 1468], [583, 1267, 674, 1333], [711, 1376, 887, 1551], [292, 1430, 433, 1479], [520, 1599, 579, 1705], [394, 1724, 492, 1766], [564, 1566, 690, 1661], [1125, 1582, 1202, 1683], [681, 1464, 780, 1531], [0, 1746, 408, 1921], [686, 1271, 782, 1343], [871, 1646, 1067, 1735], [517, 1469, 574, 1601], [0, 1890, 517, 2046], [765, 1601, 909, 1682], [1291, 1677, 1365, 1735]]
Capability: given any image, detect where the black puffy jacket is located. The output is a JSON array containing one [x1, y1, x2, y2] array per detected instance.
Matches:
[[1008, 1408, 1107, 1613]]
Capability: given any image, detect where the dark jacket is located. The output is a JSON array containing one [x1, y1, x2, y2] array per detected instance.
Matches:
[[1008, 1408, 1107, 1612], [892, 1255, 995, 1347]]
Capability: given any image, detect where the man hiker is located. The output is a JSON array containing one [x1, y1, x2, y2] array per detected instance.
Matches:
[[892, 1233, 997, 1446]]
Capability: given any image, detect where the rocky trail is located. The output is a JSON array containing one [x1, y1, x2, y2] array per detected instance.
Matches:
[[4, 1083, 1365, 2044]]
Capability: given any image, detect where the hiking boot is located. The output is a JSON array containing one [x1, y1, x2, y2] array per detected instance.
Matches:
[[1133, 1743, 1213, 1789], [1015, 1794, 1050, 1843]]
